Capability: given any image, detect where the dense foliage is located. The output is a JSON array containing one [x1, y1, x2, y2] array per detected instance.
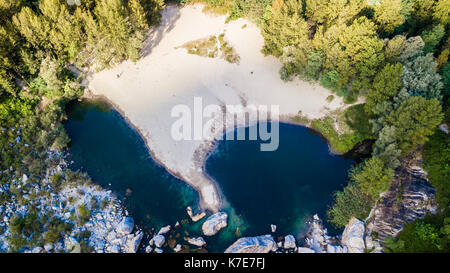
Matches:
[[0, 0, 163, 252]]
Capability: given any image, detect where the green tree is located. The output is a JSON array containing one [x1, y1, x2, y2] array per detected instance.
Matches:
[[421, 24, 445, 54], [328, 183, 374, 228], [398, 36, 424, 63], [372, 125, 402, 169], [374, 0, 405, 33], [432, 0, 450, 26], [351, 156, 394, 199], [365, 63, 403, 114], [385, 96, 443, 155], [403, 53, 443, 100]]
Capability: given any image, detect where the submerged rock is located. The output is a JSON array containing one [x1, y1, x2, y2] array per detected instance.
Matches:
[[187, 237, 206, 247], [202, 212, 228, 236], [225, 235, 277, 253], [186, 206, 206, 222], [341, 217, 365, 253]]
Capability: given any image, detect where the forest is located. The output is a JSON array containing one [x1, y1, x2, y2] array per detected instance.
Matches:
[[0, 0, 449, 252]]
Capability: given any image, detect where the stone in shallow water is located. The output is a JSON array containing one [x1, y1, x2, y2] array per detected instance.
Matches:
[[153, 234, 165, 248], [202, 212, 228, 236], [187, 237, 206, 247], [283, 235, 296, 249], [117, 217, 134, 234], [174, 244, 182, 252], [271, 224, 277, 233], [225, 235, 277, 253], [157, 225, 171, 235]]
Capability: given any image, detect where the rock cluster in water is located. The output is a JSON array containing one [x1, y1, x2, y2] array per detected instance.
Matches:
[[0, 151, 144, 253]]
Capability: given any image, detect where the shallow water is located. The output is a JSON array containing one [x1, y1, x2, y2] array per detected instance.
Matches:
[[65, 99, 353, 252]]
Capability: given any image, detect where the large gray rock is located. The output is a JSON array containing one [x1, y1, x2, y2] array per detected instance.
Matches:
[[297, 247, 315, 253], [202, 212, 228, 236], [123, 231, 143, 253], [225, 235, 277, 253], [187, 237, 206, 247], [283, 235, 296, 249], [117, 217, 134, 234], [152, 234, 165, 248], [157, 225, 171, 235], [341, 217, 365, 253]]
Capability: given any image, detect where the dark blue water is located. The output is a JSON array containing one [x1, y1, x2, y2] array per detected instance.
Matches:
[[65, 99, 353, 252], [205, 124, 353, 238]]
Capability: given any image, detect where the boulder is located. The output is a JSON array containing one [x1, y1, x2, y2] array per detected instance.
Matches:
[[326, 244, 345, 253], [117, 217, 134, 234], [202, 212, 228, 236], [187, 237, 206, 247], [64, 237, 81, 253], [297, 247, 315, 253], [157, 225, 171, 235], [153, 234, 165, 248], [145, 246, 153, 253], [44, 243, 53, 252], [283, 235, 296, 249], [341, 217, 365, 253], [225, 235, 277, 253], [154, 248, 163, 253], [123, 231, 143, 253]]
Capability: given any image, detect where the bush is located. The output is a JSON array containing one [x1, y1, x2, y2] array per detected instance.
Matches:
[[423, 129, 450, 207], [311, 117, 368, 154], [328, 183, 374, 228]]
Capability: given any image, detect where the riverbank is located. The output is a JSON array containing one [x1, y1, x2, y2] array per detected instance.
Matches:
[[84, 4, 350, 212]]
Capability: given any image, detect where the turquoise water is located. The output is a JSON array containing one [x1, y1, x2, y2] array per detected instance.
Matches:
[[65, 99, 199, 234], [65, 99, 353, 252]]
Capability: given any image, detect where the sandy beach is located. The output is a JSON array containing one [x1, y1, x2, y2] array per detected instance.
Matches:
[[85, 4, 347, 212]]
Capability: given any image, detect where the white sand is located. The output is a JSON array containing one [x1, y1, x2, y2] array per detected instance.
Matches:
[[86, 4, 347, 212]]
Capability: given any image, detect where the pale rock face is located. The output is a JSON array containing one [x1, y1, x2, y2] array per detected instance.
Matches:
[[297, 247, 315, 253], [187, 237, 207, 247], [153, 234, 165, 248], [225, 235, 277, 253], [154, 248, 163, 253], [157, 225, 171, 235], [201, 212, 228, 236], [341, 217, 365, 253], [117, 217, 134, 234], [283, 235, 296, 249]]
